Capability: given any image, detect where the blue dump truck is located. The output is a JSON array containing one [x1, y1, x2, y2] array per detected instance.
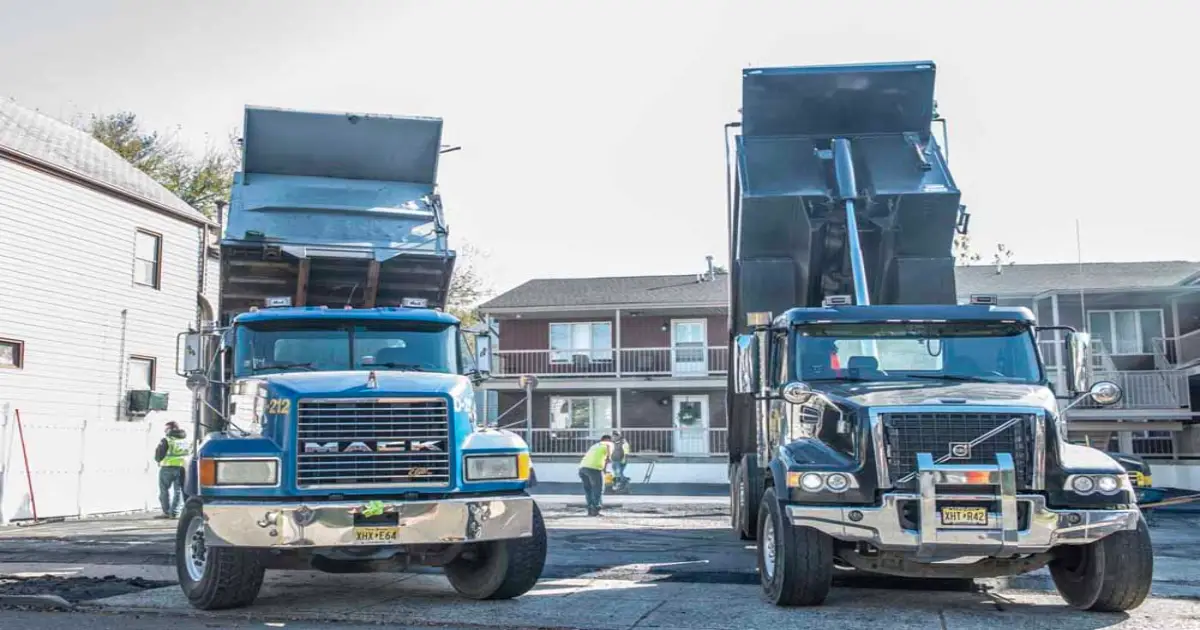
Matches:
[[175, 106, 545, 610], [723, 62, 1154, 611]]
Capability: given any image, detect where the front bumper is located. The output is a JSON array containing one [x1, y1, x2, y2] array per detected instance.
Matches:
[[201, 495, 535, 548], [787, 453, 1140, 559]]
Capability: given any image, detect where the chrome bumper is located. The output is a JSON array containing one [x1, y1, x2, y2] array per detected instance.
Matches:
[[202, 495, 535, 548], [787, 453, 1140, 559]]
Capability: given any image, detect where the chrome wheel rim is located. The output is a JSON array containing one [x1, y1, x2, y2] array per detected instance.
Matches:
[[184, 515, 207, 582], [762, 516, 776, 580]]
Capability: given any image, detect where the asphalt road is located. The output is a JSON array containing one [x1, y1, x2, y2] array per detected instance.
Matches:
[[1, 499, 1198, 629]]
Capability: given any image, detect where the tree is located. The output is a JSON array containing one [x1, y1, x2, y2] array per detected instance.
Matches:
[[448, 240, 492, 329], [84, 112, 237, 218], [954, 233, 1015, 268]]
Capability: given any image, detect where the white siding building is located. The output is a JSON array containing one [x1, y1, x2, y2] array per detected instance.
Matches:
[[0, 98, 216, 523]]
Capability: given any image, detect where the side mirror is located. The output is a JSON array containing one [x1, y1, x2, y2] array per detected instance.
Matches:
[[780, 381, 815, 405], [1088, 380, 1123, 406], [474, 332, 493, 375], [1063, 330, 1092, 396], [177, 331, 207, 377], [733, 334, 758, 394]]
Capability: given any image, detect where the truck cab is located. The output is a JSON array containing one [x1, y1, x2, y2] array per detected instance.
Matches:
[[724, 62, 1153, 612], [174, 106, 544, 611]]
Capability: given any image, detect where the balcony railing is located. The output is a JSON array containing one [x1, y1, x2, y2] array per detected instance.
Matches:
[[492, 347, 728, 378], [525, 427, 728, 457], [1045, 367, 1191, 410]]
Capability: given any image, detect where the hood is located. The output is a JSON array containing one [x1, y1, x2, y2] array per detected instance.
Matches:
[[166, 429, 187, 439], [817, 380, 1058, 412], [260, 370, 470, 398]]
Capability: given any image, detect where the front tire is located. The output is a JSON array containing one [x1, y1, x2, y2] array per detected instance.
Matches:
[[443, 501, 548, 600], [757, 487, 833, 607], [1049, 516, 1154, 612], [176, 500, 266, 610]]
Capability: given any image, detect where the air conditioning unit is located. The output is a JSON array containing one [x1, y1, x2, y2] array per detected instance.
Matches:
[[128, 390, 170, 415]]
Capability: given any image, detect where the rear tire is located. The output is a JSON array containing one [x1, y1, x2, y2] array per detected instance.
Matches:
[[734, 456, 761, 541], [757, 487, 833, 607], [444, 501, 548, 600], [176, 500, 265, 610], [1049, 516, 1154, 612]]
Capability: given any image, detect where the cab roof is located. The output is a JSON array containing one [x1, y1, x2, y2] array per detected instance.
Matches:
[[233, 306, 459, 326], [777, 304, 1036, 326]]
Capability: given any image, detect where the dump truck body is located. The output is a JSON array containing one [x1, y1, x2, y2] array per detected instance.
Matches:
[[175, 106, 544, 611], [725, 61, 1152, 611]]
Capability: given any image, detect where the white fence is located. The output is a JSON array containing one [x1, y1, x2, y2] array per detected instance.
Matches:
[[0, 403, 161, 523]]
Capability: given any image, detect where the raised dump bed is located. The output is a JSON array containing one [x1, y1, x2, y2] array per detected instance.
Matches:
[[219, 106, 456, 322], [731, 61, 964, 324]]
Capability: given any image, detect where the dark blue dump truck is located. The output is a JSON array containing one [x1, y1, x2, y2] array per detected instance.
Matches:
[[723, 62, 1153, 611], [175, 106, 544, 610]]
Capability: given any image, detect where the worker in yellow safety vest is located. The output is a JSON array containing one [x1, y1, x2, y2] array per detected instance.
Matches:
[[578, 435, 613, 516], [154, 421, 191, 518]]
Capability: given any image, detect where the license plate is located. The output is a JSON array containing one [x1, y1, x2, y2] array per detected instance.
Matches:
[[353, 526, 399, 543], [939, 506, 988, 527]]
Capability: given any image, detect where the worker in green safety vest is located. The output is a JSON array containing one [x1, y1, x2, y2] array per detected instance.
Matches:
[[578, 435, 612, 516], [154, 421, 191, 518]]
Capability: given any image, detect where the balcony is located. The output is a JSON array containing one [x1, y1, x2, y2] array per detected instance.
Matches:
[[1044, 367, 1191, 411], [526, 427, 728, 457], [492, 347, 729, 378]]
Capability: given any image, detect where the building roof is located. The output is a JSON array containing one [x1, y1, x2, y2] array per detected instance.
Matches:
[[0, 97, 210, 224], [480, 261, 1200, 311], [480, 273, 728, 310], [956, 261, 1200, 296]]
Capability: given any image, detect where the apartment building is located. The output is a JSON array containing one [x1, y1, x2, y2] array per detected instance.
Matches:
[[478, 260, 1200, 487]]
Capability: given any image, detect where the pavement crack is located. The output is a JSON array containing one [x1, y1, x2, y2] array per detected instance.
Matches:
[[629, 598, 667, 629]]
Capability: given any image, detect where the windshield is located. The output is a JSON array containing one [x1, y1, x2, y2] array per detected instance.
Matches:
[[793, 321, 1042, 384], [233, 320, 457, 377]]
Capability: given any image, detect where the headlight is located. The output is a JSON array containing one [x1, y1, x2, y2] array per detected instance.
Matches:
[[200, 458, 278, 486], [800, 472, 824, 491], [1096, 475, 1120, 493], [787, 471, 855, 493], [1071, 475, 1095, 494], [465, 454, 528, 481], [825, 473, 850, 492], [1067, 473, 1124, 496]]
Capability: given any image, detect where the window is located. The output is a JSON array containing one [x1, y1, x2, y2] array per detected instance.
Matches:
[[134, 229, 162, 288], [549, 396, 613, 433], [1087, 309, 1165, 355], [549, 322, 612, 363], [793, 321, 1041, 384], [129, 356, 156, 390], [0, 339, 23, 369], [1130, 430, 1175, 456]]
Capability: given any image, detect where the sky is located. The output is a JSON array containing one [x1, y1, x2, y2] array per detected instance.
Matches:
[[2, 0, 1197, 297]]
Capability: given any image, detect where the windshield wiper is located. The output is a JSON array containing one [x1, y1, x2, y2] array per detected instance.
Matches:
[[251, 362, 316, 373], [808, 375, 874, 382], [903, 373, 1007, 383], [370, 362, 432, 372]]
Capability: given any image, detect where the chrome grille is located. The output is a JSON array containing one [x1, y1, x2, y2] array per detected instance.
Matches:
[[295, 397, 451, 488], [882, 411, 1036, 490]]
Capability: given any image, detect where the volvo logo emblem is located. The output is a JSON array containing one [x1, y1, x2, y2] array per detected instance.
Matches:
[[949, 442, 971, 459]]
